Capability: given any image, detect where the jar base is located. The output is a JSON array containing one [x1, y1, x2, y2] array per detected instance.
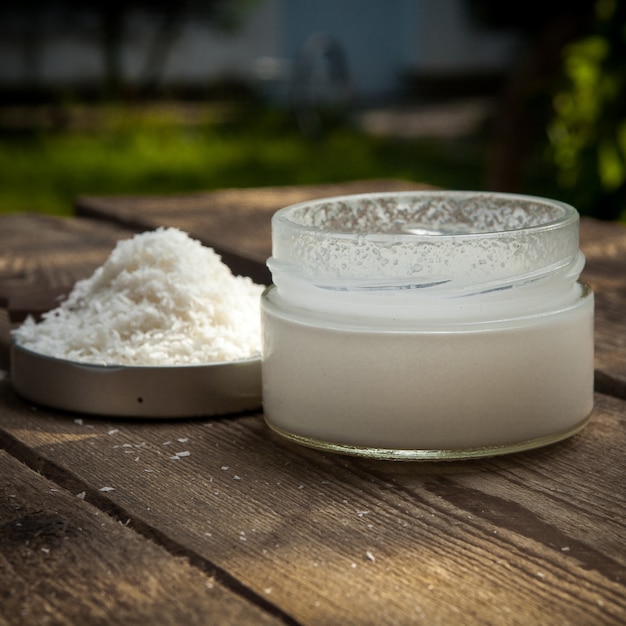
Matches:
[[266, 414, 593, 461]]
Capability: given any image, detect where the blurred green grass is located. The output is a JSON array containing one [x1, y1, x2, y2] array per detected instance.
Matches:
[[0, 102, 488, 216]]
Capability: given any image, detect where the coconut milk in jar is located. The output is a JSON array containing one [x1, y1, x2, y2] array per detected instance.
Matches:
[[261, 191, 594, 460]]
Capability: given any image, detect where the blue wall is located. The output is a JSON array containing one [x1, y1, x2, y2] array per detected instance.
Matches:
[[281, 0, 418, 102]]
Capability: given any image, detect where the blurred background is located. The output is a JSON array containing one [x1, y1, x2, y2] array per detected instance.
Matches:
[[0, 0, 624, 221]]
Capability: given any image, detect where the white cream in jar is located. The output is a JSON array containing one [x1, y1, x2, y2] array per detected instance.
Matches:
[[261, 191, 594, 460]]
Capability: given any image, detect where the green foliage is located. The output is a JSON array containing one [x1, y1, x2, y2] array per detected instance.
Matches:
[[548, 0, 626, 220], [0, 104, 484, 216]]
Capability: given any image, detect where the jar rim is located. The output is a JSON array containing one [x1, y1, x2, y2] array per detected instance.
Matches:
[[269, 190, 582, 297], [272, 190, 578, 241]]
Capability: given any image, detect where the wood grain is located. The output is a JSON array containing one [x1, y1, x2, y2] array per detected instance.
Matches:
[[579, 218, 626, 399], [0, 310, 10, 372], [0, 451, 285, 626], [0, 377, 624, 625], [0, 214, 135, 322], [0, 215, 136, 377], [580, 218, 626, 292]]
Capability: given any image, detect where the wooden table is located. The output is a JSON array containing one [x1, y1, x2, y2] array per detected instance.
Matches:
[[1, 180, 625, 625]]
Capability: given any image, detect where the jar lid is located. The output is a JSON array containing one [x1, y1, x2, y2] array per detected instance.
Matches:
[[10, 340, 261, 418]]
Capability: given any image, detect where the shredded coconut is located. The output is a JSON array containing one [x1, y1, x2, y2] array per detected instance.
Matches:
[[13, 227, 264, 365]]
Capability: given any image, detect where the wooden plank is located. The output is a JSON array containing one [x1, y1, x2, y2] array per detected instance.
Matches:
[[0, 215, 137, 373], [580, 218, 626, 292], [0, 450, 286, 626], [75, 179, 431, 285], [0, 310, 10, 372], [0, 214, 136, 323], [580, 219, 626, 399], [593, 289, 626, 399], [1, 377, 624, 625]]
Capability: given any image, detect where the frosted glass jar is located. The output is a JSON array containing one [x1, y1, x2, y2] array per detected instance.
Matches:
[[261, 191, 594, 460]]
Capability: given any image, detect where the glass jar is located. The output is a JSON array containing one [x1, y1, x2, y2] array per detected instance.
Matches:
[[261, 191, 594, 460]]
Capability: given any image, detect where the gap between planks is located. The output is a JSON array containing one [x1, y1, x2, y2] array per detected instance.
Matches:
[[0, 422, 300, 626]]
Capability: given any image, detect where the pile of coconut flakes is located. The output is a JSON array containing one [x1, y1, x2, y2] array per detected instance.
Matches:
[[13, 227, 264, 366]]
